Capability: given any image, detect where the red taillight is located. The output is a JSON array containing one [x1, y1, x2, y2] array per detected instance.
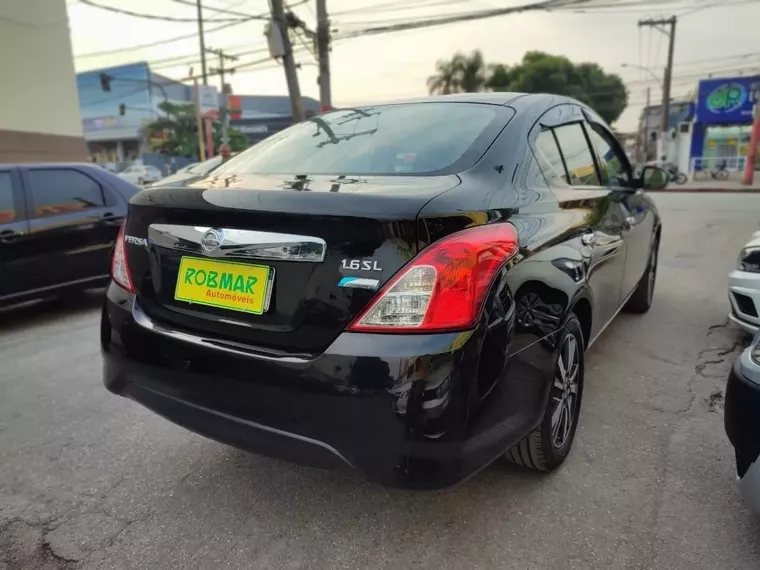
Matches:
[[347, 223, 519, 333], [111, 224, 134, 292]]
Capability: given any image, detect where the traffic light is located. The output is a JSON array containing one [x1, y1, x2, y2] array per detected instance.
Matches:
[[118, 104, 126, 116], [99, 73, 111, 92]]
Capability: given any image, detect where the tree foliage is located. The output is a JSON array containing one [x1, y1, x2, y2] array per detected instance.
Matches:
[[145, 101, 250, 158], [429, 50, 628, 125], [427, 50, 487, 95]]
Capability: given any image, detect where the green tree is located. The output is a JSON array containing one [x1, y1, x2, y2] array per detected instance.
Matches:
[[427, 50, 487, 95], [427, 58, 459, 95], [485, 51, 628, 125], [485, 63, 513, 91], [145, 101, 250, 158]]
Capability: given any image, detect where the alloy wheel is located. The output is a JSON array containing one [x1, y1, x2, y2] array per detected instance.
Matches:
[[550, 333, 580, 449]]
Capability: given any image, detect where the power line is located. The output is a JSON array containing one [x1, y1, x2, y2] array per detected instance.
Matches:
[[564, 0, 759, 12], [78, 0, 248, 23], [332, 0, 473, 17], [332, 0, 701, 35], [172, 0, 270, 20], [74, 20, 250, 59], [335, 0, 563, 37]]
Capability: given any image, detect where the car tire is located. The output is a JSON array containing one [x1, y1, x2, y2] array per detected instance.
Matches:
[[624, 238, 659, 314], [504, 314, 585, 472]]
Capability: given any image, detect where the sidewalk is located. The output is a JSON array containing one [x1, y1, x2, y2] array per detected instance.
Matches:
[[650, 179, 760, 193]]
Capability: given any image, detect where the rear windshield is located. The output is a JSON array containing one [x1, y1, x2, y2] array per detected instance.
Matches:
[[188, 156, 222, 174], [216, 102, 509, 176]]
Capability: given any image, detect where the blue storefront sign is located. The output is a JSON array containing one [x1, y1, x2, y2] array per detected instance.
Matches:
[[696, 76, 759, 125]]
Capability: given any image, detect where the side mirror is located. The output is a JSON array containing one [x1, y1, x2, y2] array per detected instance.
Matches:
[[637, 165, 669, 191]]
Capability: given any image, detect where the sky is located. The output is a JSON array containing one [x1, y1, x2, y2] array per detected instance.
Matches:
[[66, 0, 760, 131]]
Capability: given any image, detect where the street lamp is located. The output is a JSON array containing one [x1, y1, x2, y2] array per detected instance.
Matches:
[[620, 63, 663, 89]]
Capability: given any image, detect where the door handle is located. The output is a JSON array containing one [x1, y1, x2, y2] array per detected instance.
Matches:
[[100, 212, 123, 226], [581, 232, 596, 246], [0, 230, 24, 244]]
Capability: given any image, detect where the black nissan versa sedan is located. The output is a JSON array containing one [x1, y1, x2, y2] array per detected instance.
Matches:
[[101, 93, 668, 489]]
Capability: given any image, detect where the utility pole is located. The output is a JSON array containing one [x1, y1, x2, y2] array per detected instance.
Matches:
[[269, 0, 305, 122], [208, 47, 238, 145], [638, 16, 677, 162], [193, 78, 206, 161], [196, 0, 208, 85], [315, 0, 332, 112], [643, 87, 651, 161], [637, 87, 651, 163]]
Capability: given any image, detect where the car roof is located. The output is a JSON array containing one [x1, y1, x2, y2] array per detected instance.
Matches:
[[345, 92, 585, 113]]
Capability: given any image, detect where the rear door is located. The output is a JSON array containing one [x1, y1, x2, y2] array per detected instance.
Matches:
[[532, 105, 628, 333], [20, 166, 118, 290], [583, 114, 655, 299], [0, 167, 32, 300]]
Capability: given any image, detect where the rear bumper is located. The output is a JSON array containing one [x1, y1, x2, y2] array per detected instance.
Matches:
[[725, 351, 760, 514], [102, 285, 550, 489]]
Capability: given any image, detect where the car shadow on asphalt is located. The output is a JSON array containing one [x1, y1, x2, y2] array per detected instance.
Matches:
[[0, 289, 105, 334], [164, 442, 557, 536]]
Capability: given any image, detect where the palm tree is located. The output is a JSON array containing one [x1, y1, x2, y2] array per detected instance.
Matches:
[[426, 50, 487, 95], [459, 50, 486, 93], [427, 58, 460, 95]]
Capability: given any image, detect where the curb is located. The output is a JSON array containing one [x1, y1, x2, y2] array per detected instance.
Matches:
[[647, 187, 760, 193]]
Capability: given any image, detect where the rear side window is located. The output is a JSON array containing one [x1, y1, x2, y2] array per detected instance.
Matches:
[[216, 103, 508, 176], [28, 169, 105, 217], [551, 123, 600, 186], [0, 172, 15, 224], [534, 129, 569, 186]]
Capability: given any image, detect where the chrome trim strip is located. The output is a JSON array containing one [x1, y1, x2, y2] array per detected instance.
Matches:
[[0, 274, 110, 301], [131, 302, 313, 364], [148, 224, 327, 263]]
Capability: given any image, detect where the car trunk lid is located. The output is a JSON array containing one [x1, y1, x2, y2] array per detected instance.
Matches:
[[123, 173, 459, 355]]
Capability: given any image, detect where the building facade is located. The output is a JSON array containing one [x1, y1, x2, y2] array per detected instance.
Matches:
[[634, 74, 760, 174], [636, 101, 694, 163], [0, 0, 87, 162], [689, 75, 760, 171], [77, 62, 320, 166]]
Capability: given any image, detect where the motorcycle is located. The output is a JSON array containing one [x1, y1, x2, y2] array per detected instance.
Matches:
[[662, 162, 688, 185]]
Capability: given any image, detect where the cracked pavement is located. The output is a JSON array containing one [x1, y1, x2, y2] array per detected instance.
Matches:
[[1, 193, 760, 569]]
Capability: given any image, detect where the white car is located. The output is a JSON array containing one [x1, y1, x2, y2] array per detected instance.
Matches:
[[118, 164, 163, 186], [729, 230, 760, 334]]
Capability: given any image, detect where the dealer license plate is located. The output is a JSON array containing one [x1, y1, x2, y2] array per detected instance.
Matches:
[[174, 256, 273, 315]]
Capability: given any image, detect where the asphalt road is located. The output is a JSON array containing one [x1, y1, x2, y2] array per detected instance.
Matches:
[[2, 193, 760, 570]]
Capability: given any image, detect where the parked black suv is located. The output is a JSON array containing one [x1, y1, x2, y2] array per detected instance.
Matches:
[[0, 163, 140, 306]]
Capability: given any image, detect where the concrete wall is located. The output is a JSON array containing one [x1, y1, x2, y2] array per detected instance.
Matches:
[[0, 0, 87, 162]]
